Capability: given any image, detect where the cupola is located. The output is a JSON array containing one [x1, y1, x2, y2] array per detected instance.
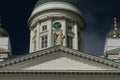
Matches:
[[104, 17, 120, 61], [28, 0, 86, 53]]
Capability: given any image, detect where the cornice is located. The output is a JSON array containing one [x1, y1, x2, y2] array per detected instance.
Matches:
[[30, 15, 82, 30], [28, 9, 85, 29], [0, 70, 120, 75]]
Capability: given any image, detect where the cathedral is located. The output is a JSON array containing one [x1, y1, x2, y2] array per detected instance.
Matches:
[[0, 0, 120, 80]]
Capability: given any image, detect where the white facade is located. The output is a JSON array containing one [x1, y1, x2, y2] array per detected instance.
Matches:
[[104, 38, 120, 60], [104, 18, 120, 61], [28, 2, 85, 53], [0, 37, 11, 61], [25, 57, 109, 70], [0, 37, 11, 50], [0, 46, 120, 80], [104, 38, 120, 52], [0, 0, 120, 80]]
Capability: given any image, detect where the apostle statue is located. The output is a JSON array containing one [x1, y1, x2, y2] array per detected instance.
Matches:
[[54, 30, 64, 46]]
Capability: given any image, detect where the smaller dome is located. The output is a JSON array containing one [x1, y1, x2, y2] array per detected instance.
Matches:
[[107, 18, 120, 38], [0, 27, 8, 37], [107, 29, 120, 38]]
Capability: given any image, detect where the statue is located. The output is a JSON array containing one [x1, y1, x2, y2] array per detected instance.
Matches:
[[54, 30, 64, 46]]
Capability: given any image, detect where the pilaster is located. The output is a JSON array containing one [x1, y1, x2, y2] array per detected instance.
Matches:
[[36, 21, 40, 50], [62, 17, 67, 46], [48, 16, 53, 47], [30, 30, 33, 53], [73, 21, 78, 50]]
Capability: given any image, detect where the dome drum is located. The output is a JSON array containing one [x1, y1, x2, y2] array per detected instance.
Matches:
[[28, 2, 85, 28], [29, 15, 84, 30]]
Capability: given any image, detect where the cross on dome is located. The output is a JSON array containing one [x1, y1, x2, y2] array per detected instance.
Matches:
[[114, 17, 118, 30]]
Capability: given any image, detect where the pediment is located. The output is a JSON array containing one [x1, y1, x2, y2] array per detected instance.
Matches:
[[0, 46, 119, 70], [24, 56, 115, 70]]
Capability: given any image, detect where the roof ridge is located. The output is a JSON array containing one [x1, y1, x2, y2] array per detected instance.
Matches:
[[0, 46, 119, 69]]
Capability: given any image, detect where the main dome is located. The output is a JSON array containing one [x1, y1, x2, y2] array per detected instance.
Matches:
[[28, 0, 85, 29], [35, 0, 78, 8]]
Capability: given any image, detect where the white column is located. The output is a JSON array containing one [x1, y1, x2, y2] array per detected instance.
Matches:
[[48, 16, 53, 47], [74, 21, 78, 50], [62, 17, 67, 46], [30, 29, 33, 53], [36, 21, 40, 50]]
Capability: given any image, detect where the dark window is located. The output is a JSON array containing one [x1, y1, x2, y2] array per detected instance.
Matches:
[[41, 35, 48, 48], [67, 26, 72, 32], [67, 36, 73, 48], [42, 25, 47, 31]]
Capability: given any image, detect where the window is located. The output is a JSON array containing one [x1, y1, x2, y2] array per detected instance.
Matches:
[[42, 25, 47, 31], [67, 36, 73, 48], [67, 26, 72, 32], [53, 22, 61, 30], [41, 35, 48, 48]]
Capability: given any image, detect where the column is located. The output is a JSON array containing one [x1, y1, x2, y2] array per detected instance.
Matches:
[[62, 17, 67, 46], [30, 29, 33, 53], [74, 21, 78, 50], [48, 16, 53, 47], [36, 21, 40, 50]]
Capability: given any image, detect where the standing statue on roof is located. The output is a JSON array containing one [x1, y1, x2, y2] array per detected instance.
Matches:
[[54, 30, 65, 46]]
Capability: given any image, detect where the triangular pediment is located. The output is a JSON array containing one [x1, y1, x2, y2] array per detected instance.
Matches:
[[24, 56, 114, 70], [0, 46, 119, 70]]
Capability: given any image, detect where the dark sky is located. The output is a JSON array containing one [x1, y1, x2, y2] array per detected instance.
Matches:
[[0, 0, 120, 56]]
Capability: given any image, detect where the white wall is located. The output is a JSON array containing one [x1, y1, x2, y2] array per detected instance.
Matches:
[[104, 39, 120, 52], [0, 37, 11, 61], [0, 37, 9, 49], [25, 57, 107, 70]]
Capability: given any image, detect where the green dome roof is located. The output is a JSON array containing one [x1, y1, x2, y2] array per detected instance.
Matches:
[[0, 27, 8, 36], [107, 28, 120, 38], [107, 18, 120, 38], [35, 0, 78, 8]]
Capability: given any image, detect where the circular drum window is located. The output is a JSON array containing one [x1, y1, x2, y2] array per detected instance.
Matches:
[[53, 22, 61, 30]]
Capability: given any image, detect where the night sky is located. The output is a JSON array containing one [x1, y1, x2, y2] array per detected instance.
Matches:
[[0, 0, 120, 56]]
